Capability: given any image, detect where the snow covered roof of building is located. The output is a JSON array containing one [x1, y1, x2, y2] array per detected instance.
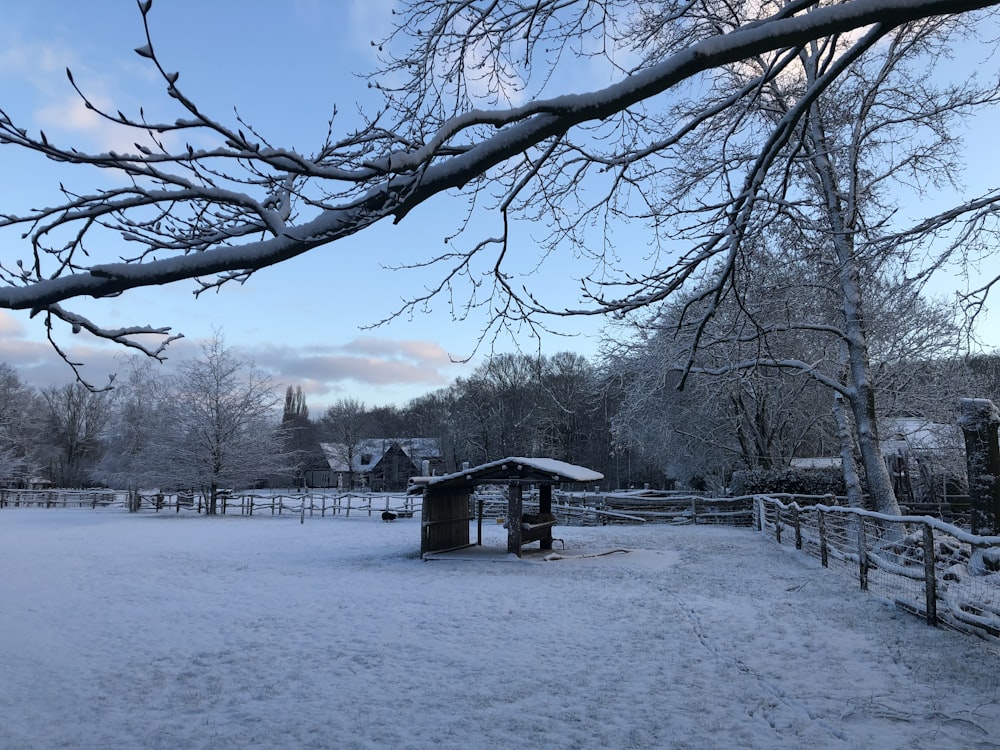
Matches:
[[881, 417, 962, 454], [792, 417, 963, 468], [789, 457, 842, 469], [320, 438, 442, 474], [411, 456, 603, 491]]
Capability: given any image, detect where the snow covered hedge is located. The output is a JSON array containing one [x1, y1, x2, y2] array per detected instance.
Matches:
[[731, 467, 846, 498]]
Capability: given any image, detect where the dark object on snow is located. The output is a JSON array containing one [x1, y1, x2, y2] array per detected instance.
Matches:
[[382, 511, 398, 522]]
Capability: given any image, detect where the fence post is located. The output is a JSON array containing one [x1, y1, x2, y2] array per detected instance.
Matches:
[[857, 518, 869, 591], [774, 505, 782, 544], [922, 524, 938, 626], [818, 509, 829, 568], [793, 506, 802, 550], [691, 496, 698, 525]]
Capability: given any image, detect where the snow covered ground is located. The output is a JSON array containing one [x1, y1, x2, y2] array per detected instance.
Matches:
[[1, 509, 998, 750]]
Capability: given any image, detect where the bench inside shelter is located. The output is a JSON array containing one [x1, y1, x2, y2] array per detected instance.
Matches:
[[410, 457, 604, 558]]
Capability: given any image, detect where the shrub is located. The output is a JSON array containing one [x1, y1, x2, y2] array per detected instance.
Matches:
[[730, 466, 847, 498]]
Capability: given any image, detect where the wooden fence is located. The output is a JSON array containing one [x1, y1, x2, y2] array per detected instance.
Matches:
[[6, 485, 997, 642], [471, 488, 756, 526], [0, 488, 119, 508], [0, 488, 418, 520], [755, 495, 1000, 642]]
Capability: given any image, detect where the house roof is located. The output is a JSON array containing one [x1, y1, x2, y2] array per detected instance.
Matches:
[[320, 438, 442, 474], [410, 456, 603, 492], [792, 417, 962, 468]]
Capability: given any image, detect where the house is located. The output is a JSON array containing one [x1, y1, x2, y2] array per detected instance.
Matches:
[[318, 438, 448, 491], [790, 417, 965, 503]]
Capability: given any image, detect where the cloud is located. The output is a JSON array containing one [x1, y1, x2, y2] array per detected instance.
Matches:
[[0, 24, 180, 159], [0, 317, 469, 407], [333, 337, 455, 365], [0, 314, 130, 388], [347, 0, 397, 52], [241, 336, 470, 406], [35, 92, 170, 157], [0, 38, 76, 83], [0, 311, 26, 337]]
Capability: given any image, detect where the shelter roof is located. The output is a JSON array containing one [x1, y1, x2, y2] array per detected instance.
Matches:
[[411, 456, 603, 492]]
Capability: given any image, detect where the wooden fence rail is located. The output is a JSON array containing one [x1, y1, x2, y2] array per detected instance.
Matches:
[[470, 489, 756, 526], [0, 489, 419, 520]]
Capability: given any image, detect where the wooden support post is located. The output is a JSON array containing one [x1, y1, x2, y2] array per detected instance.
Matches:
[[508, 482, 523, 556], [857, 518, 869, 592], [818, 510, 829, 568], [793, 506, 802, 550], [922, 524, 938, 626], [477, 495, 484, 547], [540, 485, 553, 551]]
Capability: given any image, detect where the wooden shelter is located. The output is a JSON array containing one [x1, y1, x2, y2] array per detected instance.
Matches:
[[409, 457, 604, 558]]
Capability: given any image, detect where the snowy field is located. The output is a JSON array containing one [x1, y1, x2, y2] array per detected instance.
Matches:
[[1, 510, 998, 750]]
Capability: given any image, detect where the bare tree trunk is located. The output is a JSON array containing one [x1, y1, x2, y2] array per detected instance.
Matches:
[[833, 393, 865, 508], [805, 107, 901, 516], [836, 260, 900, 515]]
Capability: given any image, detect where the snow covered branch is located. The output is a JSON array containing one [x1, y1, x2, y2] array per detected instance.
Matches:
[[0, 0, 996, 360]]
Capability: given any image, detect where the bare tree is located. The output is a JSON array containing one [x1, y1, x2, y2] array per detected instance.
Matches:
[[595, 10, 998, 513], [608, 230, 969, 504], [452, 353, 543, 461], [38, 382, 114, 487], [536, 352, 606, 467], [152, 335, 287, 513], [90, 356, 165, 508], [606, 269, 836, 489], [0, 0, 995, 377], [0, 364, 40, 486], [319, 399, 371, 490]]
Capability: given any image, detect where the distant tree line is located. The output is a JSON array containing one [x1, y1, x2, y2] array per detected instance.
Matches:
[[2, 332, 999, 506]]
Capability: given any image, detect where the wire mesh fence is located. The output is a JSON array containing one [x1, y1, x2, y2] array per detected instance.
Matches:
[[755, 496, 1000, 642]]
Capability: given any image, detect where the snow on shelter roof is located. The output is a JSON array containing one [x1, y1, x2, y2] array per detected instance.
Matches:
[[411, 456, 603, 491]]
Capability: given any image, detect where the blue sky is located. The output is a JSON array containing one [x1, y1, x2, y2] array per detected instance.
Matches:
[[1, 2, 998, 410], [0, 0, 608, 408]]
